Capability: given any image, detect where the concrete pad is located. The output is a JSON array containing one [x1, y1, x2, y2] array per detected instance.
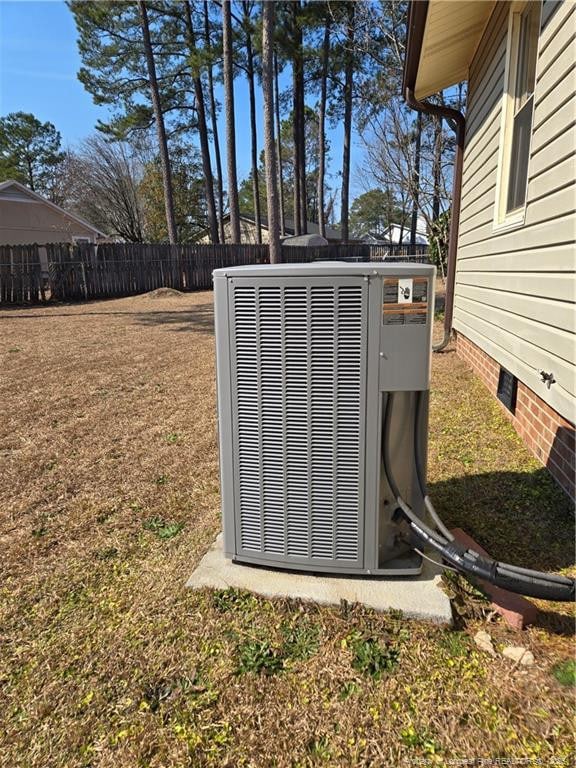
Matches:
[[187, 534, 452, 625]]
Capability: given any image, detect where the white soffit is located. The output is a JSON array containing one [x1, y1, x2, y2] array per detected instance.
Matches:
[[415, 0, 495, 99]]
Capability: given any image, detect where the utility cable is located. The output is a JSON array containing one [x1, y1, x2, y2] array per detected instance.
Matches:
[[382, 391, 575, 603]]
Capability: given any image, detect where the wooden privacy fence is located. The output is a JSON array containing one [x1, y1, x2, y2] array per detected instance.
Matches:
[[0, 244, 46, 304], [46, 242, 272, 301], [0, 241, 429, 304]]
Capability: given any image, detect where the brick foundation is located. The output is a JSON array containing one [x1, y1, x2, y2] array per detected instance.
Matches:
[[455, 331, 575, 501]]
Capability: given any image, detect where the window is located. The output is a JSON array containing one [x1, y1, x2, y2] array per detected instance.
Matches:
[[495, 1, 541, 227]]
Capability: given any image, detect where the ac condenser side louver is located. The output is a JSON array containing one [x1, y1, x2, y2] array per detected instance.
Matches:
[[214, 262, 436, 576]]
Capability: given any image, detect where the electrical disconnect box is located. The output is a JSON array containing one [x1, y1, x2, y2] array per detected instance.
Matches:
[[213, 262, 436, 576]]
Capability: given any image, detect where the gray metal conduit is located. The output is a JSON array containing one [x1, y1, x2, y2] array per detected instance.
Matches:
[[404, 88, 465, 352]]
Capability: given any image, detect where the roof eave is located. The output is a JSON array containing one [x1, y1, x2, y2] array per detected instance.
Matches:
[[402, 0, 429, 96], [403, 0, 494, 101]]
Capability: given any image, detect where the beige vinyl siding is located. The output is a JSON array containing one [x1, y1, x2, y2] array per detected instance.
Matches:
[[197, 217, 271, 245], [453, 0, 576, 423], [530, 125, 575, 177], [0, 201, 99, 245]]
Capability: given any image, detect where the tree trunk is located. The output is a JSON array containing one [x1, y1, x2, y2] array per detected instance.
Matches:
[[292, 25, 301, 234], [291, 1, 303, 235], [27, 157, 35, 191], [340, 2, 354, 243], [293, 0, 307, 233], [298, 65, 308, 234], [222, 0, 241, 243], [262, 1, 280, 263], [184, 0, 218, 243], [317, 16, 330, 238], [297, 31, 307, 233], [204, 0, 225, 243], [137, 0, 177, 243], [325, 189, 335, 224], [410, 110, 422, 249], [274, 52, 285, 237], [432, 114, 442, 222], [243, 5, 262, 243]]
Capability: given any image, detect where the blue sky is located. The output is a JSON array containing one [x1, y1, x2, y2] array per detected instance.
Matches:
[[0, 0, 363, 208], [0, 1, 107, 141]]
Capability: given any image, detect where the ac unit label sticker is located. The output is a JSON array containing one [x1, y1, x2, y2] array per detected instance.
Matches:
[[398, 278, 413, 303], [382, 278, 428, 325]]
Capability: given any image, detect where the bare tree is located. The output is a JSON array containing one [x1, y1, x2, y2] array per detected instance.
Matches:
[[137, 0, 177, 244], [409, 110, 422, 247], [361, 99, 453, 239], [222, 0, 241, 243], [432, 114, 442, 221], [262, 1, 280, 263], [56, 136, 146, 242]]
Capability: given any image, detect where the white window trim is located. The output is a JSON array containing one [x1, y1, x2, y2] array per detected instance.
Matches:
[[493, 0, 542, 233]]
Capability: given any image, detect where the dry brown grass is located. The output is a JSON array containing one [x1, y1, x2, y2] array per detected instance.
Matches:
[[1, 292, 574, 768]]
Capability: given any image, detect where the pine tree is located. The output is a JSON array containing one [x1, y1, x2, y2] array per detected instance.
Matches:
[[182, 0, 219, 243], [240, 1, 262, 243], [203, 0, 225, 243], [69, 1, 179, 242], [222, 0, 241, 243], [0, 112, 64, 196], [317, 15, 330, 238], [137, 0, 177, 243]]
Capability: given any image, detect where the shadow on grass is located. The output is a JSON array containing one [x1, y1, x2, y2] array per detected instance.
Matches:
[[1, 304, 216, 334], [534, 607, 575, 637], [133, 303, 214, 333], [428, 467, 574, 574]]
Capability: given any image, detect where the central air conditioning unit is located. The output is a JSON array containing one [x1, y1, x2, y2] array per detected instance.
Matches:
[[214, 262, 435, 576]]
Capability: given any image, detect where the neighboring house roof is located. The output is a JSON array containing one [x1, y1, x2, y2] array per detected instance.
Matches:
[[385, 223, 428, 245], [202, 212, 342, 241], [359, 232, 387, 243], [403, 0, 494, 99], [361, 222, 428, 246], [261, 215, 341, 242], [0, 179, 106, 238]]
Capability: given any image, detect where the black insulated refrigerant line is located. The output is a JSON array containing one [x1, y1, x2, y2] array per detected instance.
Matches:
[[382, 392, 575, 603]]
